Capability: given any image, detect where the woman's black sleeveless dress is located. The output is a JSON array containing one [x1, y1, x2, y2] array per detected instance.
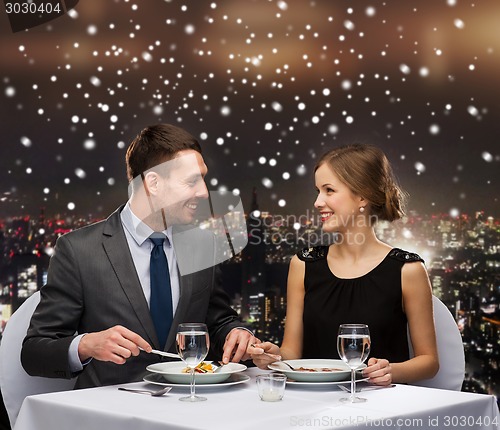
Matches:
[[298, 246, 423, 362]]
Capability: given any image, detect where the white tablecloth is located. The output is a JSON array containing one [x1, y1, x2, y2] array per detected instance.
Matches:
[[14, 368, 500, 430]]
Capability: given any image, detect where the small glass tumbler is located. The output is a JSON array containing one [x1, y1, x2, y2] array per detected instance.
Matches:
[[256, 373, 287, 402]]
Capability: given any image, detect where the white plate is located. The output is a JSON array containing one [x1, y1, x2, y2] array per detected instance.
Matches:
[[286, 376, 369, 386], [268, 359, 366, 382], [146, 361, 247, 384], [143, 372, 250, 388]]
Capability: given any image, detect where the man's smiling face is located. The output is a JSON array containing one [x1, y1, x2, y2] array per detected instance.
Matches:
[[155, 150, 209, 226]]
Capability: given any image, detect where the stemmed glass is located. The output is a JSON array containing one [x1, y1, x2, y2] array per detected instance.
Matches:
[[337, 324, 371, 403], [176, 323, 210, 402]]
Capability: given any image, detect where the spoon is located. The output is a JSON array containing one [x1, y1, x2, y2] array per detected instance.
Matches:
[[338, 383, 395, 393], [118, 386, 172, 397]]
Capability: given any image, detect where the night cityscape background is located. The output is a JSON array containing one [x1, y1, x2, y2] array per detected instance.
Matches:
[[0, 0, 498, 414]]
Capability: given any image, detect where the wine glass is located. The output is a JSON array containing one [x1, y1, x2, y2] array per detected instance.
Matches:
[[337, 324, 371, 403], [176, 323, 210, 402]]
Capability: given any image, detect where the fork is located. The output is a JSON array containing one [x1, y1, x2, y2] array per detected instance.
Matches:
[[278, 361, 297, 371], [250, 344, 292, 368], [118, 386, 172, 397], [250, 344, 282, 363], [213, 361, 227, 373]]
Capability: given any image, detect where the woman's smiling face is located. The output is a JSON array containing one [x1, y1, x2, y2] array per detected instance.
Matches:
[[314, 163, 363, 233]]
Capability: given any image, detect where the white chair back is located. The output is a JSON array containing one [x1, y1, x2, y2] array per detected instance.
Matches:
[[408, 295, 465, 391], [0, 292, 77, 428]]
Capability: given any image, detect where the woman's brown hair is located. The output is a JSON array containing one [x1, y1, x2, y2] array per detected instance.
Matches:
[[315, 144, 407, 222]]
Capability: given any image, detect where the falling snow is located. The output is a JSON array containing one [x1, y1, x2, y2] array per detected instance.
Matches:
[[5, 86, 15, 97], [20, 137, 32, 147], [0, 0, 498, 216]]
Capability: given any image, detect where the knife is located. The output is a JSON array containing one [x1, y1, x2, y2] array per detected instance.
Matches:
[[139, 347, 181, 359]]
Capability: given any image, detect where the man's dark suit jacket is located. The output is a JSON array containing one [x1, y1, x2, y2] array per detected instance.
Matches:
[[21, 206, 242, 389]]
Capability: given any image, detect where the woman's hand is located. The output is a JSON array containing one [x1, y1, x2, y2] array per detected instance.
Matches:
[[363, 357, 393, 385], [248, 341, 282, 370]]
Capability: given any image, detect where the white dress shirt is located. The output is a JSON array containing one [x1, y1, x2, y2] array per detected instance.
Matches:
[[119, 202, 180, 311]]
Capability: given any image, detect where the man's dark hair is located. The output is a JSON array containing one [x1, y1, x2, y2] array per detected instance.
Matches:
[[126, 124, 202, 181]]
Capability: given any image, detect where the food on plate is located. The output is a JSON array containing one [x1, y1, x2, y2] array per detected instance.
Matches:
[[181, 362, 214, 374], [295, 367, 343, 372]]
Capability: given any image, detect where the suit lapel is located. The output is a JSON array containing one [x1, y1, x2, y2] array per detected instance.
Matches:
[[101, 207, 159, 347]]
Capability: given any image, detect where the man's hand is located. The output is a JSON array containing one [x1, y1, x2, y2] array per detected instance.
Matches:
[[78, 325, 152, 365], [221, 329, 256, 364]]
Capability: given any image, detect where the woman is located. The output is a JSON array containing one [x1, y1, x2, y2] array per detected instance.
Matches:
[[251, 144, 439, 385]]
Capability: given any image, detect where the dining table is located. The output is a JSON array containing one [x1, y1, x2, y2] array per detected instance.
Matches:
[[14, 367, 500, 430]]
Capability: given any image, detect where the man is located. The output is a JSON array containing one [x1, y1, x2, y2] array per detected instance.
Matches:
[[21, 124, 255, 389]]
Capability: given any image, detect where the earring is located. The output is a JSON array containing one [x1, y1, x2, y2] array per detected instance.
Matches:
[[359, 206, 365, 213]]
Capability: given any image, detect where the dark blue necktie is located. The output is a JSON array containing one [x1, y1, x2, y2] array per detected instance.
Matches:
[[149, 236, 173, 349]]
